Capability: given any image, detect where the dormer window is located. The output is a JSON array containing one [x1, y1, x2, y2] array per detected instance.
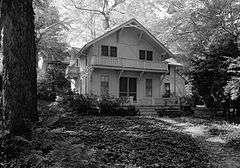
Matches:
[[139, 50, 153, 61], [101, 45, 117, 57], [147, 51, 153, 60], [101, 45, 108, 56]]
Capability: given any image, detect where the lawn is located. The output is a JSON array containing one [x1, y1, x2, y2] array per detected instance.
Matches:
[[35, 116, 212, 168]]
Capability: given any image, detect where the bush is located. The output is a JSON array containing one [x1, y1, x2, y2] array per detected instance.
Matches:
[[68, 94, 100, 116], [37, 81, 56, 101], [225, 137, 240, 151], [116, 105, 139, 116], [57, 93, 138, 116]]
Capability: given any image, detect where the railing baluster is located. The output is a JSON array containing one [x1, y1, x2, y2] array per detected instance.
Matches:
[[90, 56, 168, 71]]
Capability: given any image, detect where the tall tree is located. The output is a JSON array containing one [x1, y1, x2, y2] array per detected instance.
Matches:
[[58, 0, 160, 46], [1, 0, 37, 138], [34, 0, 70, 66], [70, 0, 126, 30]]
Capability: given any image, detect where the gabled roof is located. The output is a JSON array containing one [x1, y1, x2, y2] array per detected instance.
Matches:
[[164, 58, 183, 66], [79, 18, 174, 57]]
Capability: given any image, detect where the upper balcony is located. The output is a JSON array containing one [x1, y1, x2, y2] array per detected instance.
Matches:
[[90, 56, 168, 72]]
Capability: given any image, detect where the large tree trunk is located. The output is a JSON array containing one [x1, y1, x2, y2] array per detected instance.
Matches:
[[2, 0, 37, 138]]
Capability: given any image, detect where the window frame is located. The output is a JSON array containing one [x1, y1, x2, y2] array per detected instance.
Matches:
[[139, 50, 146, 60], [145, 79, 152, 97], [146, 51, 153, 61], [119, 77, 137, 101], [110, 46, 117, 57], [139, 50, 153, 61], [101, 45, 117, 57], [100, 75, 109, 96], [167, 65, 171, 75], [164, 83, 171, 98]]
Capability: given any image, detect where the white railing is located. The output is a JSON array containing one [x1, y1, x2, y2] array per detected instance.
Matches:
[[137, 97, 180, 106], [90, 56, 168, 71]]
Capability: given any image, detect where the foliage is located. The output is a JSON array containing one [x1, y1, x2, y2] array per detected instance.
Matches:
[[99, 95, 130, 116], [1, 116, 213, 168], [34, 0, 70, 62], [58, 93, 137, 116], [37, 62, 71, 101], [68, 94, 100, 116], [56, 0, 162, 46]]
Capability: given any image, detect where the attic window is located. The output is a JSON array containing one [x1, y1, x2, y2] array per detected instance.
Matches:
[[101, 45, 117, 57], [139, 50, 145, 60], [110, 46, 117, 57], [147, 51, 153, 61], [139, 50, 153, 61], [101, 45, 109, 56]]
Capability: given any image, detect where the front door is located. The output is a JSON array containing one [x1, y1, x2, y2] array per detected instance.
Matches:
[[119, 77, 137, 101]]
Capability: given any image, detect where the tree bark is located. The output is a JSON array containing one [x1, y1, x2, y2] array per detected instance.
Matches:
[[2, 0, 37, 138]]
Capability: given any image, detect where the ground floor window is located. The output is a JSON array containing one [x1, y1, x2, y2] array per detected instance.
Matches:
[[119, 77, 137, 101], [146, 79, 152, 97], [163, 83, 170, 98], [100, 75, 109, 96]]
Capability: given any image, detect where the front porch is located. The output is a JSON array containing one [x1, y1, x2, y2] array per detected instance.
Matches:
[[126, 97, 180, 106]]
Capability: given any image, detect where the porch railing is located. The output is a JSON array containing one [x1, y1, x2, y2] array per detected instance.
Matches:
[[90, 56, 168, 72], [129, 97, 180, 106]]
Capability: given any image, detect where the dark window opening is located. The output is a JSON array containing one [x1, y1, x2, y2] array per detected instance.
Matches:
[[167, 65, 170, 75], [139, 50, 146, 60], [101, 45, 109, 56], [139, 50, 153, 61], [147, 51, 153, 60], [100, 75, 109, 96], [163, 83, 170, 98], [110, 46, 117, 57], [119, 77, 137, 101], [146, 79, 152, 97]]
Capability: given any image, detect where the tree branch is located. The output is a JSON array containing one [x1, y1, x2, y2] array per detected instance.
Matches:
[[70, 0, 103, 14], [108, 0, 125, 12]]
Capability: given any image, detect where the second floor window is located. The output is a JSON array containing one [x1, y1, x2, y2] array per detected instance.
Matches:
[[101, 45, 117, 57], [139, 50, 153, 61]]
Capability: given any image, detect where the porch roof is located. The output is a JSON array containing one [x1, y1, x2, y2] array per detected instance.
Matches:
[[164, 58, 183, 67]]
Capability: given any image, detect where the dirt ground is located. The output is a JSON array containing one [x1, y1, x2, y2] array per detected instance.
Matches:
[[155, 117, 240, 168]]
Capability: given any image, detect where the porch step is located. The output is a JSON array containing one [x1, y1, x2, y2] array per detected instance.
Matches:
[[156, 106, 182, 117], [136, 106, 158, 116]]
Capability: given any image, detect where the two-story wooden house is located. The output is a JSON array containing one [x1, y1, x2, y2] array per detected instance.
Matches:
[[66, 19, 186, 106]]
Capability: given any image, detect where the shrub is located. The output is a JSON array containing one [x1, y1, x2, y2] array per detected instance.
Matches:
[[99, 95, 130, 116], [68, 94, 100, 116], [56, 93, 138, 116], [225, 137, 240, 151], [37, 81, 56, 101], [116, 105, 139, 116]]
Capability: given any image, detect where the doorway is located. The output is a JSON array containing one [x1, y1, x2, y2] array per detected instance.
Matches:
[[119, 77, 137, 101]]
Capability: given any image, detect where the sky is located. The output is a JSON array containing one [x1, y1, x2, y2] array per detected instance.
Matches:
[[52, 0, 169, 48]]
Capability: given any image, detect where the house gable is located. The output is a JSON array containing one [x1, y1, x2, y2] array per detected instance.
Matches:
[[79, 18, 174, 59]]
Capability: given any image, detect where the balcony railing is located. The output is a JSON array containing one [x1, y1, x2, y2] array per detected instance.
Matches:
[[90, 56, 168, 72]]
